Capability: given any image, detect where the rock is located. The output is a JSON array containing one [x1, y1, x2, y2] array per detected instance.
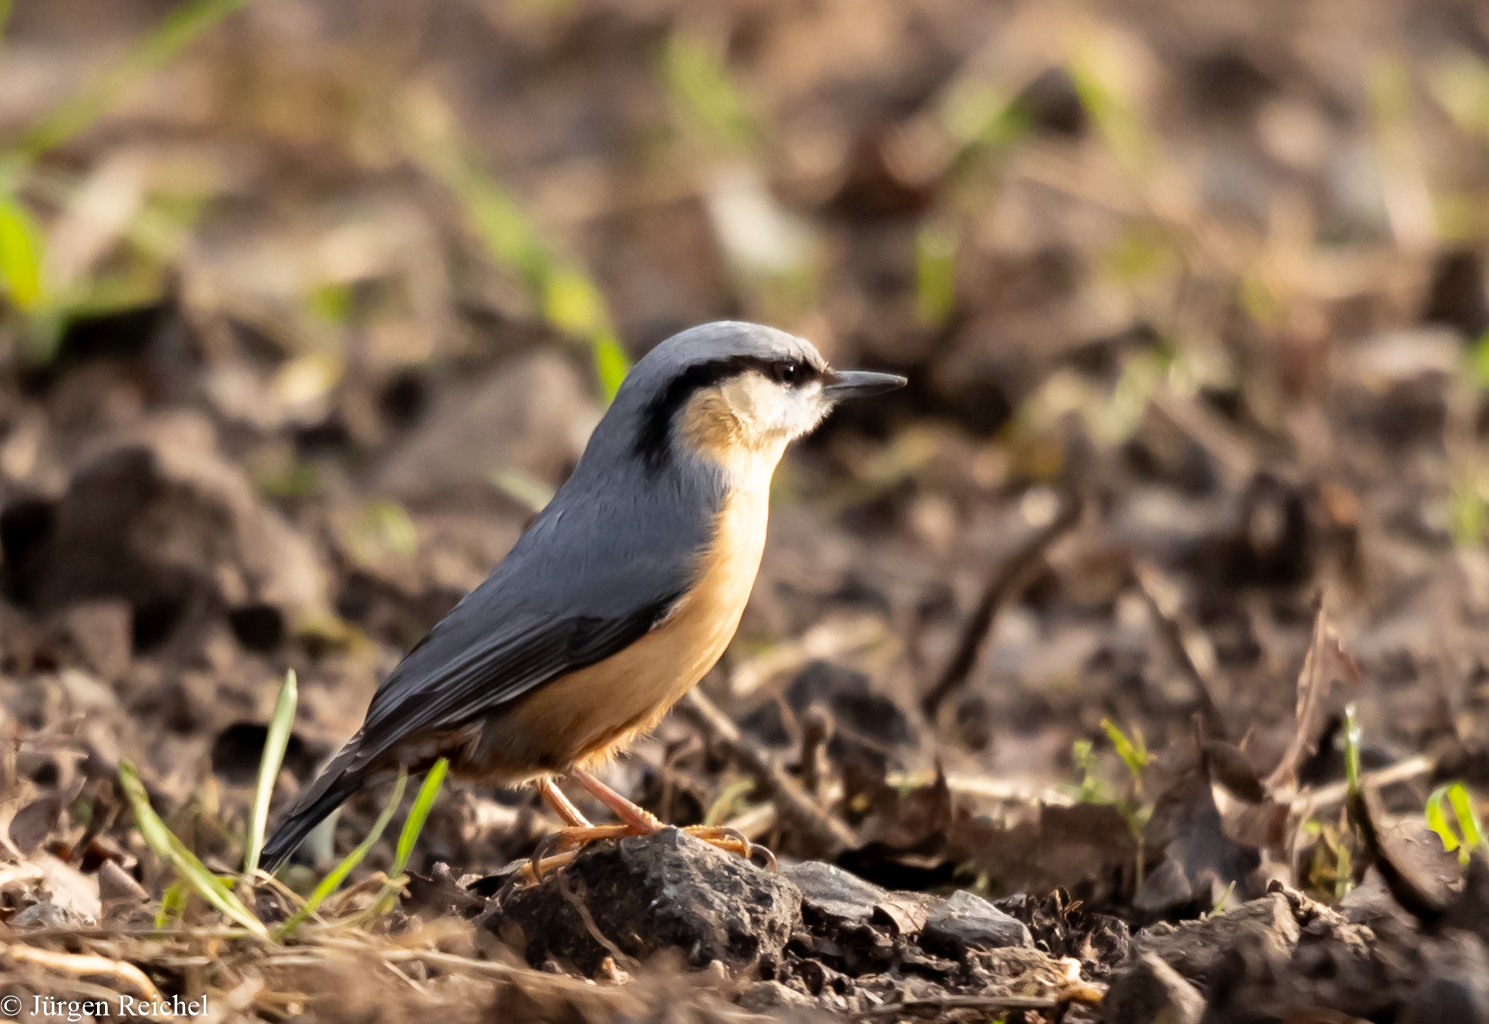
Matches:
[[41, 599, 132, 680], [1134, 891, 1299, 990], [782, 862, 904, 977], [378, 350, 600, 508], [1340, 865, 1422, 930], [918, 890, 1031, 957], [30, 412, 327, 635], [1103, 953, 1206, 1024], [1401, 932, 1489, 1024], [493, 828, 801, 976], [1200, 892, 1402, 1024], [781, 861, 886, 928], [11, 899, 95, 930]]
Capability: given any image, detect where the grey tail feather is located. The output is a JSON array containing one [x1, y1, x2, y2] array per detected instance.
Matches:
[[260, 749, 363, 872]]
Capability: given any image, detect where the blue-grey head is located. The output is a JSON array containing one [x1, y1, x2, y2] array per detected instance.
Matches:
[[577, 321, 906, 486]]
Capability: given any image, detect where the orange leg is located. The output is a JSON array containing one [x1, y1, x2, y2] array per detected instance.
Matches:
[[570, 766, 662, 832], [523, 767, 774, 881], [535, 776, 592, 828]]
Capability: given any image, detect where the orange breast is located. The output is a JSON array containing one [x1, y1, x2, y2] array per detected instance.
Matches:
[[491, 477, 771, 775]]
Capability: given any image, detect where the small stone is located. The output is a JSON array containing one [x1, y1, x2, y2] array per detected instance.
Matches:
[[493, 828, 801, 975], [45, 599, 132, 680], [11, 901, 94, 930], [1134, 892, 1299, 990], [1103, 953, 1206, 1024], [918, 890, 1031, 957], [1400, 933, 1489, 1024], [781, 860, 886, 928]]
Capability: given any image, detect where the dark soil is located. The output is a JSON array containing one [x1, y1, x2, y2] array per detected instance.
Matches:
[[5, 0, 1489, 1020]]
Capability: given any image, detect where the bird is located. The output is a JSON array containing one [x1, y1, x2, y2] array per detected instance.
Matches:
[[260, 321, 905, 873]]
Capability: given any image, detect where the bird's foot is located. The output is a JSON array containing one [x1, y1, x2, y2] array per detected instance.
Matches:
[[523, 821, 773, 882], [524, 768, 774, 882], [680, 824, 776, 872]]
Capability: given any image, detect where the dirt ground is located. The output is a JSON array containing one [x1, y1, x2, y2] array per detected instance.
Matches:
[[4, 0, 1489, 1020]]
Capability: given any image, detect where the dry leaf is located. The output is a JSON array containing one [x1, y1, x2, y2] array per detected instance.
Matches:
[[1264, 604, 1362, 798]]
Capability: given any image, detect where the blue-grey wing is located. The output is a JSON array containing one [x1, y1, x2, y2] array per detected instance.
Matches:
[[344, 477, 713, 772], [349, 594, 679, 771]]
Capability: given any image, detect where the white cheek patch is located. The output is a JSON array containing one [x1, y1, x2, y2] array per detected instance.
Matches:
[[774, 381, 830, 438], [720, 375, 831, 447]]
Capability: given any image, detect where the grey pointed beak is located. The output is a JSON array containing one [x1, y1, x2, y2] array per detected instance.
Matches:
[[822, 369, 907, 400]]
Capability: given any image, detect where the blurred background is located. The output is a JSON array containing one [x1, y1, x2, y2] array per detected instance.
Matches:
[[5, 0, 1489, 912]]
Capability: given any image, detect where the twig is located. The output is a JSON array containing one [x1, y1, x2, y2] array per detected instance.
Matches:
[[5, 970, 165, 1019], [679, 690, 857, 854], [1289, 753, 1435, 820], [557, 873, 639, 971], [728, 615, 888, 697], [1132, 559, 1225, 733], [1, 925, 258, 942], [855, 993, 1060, 1019], [2, 941, 165, 1001], [921, 490, 1081, 721], [886, 772, 1076, 808]]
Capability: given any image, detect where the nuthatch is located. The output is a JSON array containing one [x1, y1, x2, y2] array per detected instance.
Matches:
[[262, 321, 905, 871]]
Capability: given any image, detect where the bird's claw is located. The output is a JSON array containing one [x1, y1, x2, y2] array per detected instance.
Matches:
[[683, 824, 777, 872], [521, 822, 777, 884]]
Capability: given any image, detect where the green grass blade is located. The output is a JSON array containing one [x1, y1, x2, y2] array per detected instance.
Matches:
[[18, 0, 251, 159], [274, 769, 408, 940], [490, 468, 556, 513], [118, 760, 269, 939], [1101, 717, 1152, 777], [704, 777, 755, 827], [1342, 703, 1362, 794], [591, 332, 631, 400], [915, 220, 958, 328], [1427, 783, 1462, 854], [392, 759, 447, 876], [362, 759, 448, 918], [240, 670, 298, 888], [1447, 782, 1486, 850], [398, 107, 630, 400], [0, 197, 45, 311], [661, 29, 755, 154], [154, 879, 189, 929]]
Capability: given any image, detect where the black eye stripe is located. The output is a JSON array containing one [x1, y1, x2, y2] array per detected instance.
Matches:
[[634, 355, 822, 470]]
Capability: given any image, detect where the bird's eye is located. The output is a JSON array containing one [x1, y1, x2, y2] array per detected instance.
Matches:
[[772, 361, 801, 385]]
